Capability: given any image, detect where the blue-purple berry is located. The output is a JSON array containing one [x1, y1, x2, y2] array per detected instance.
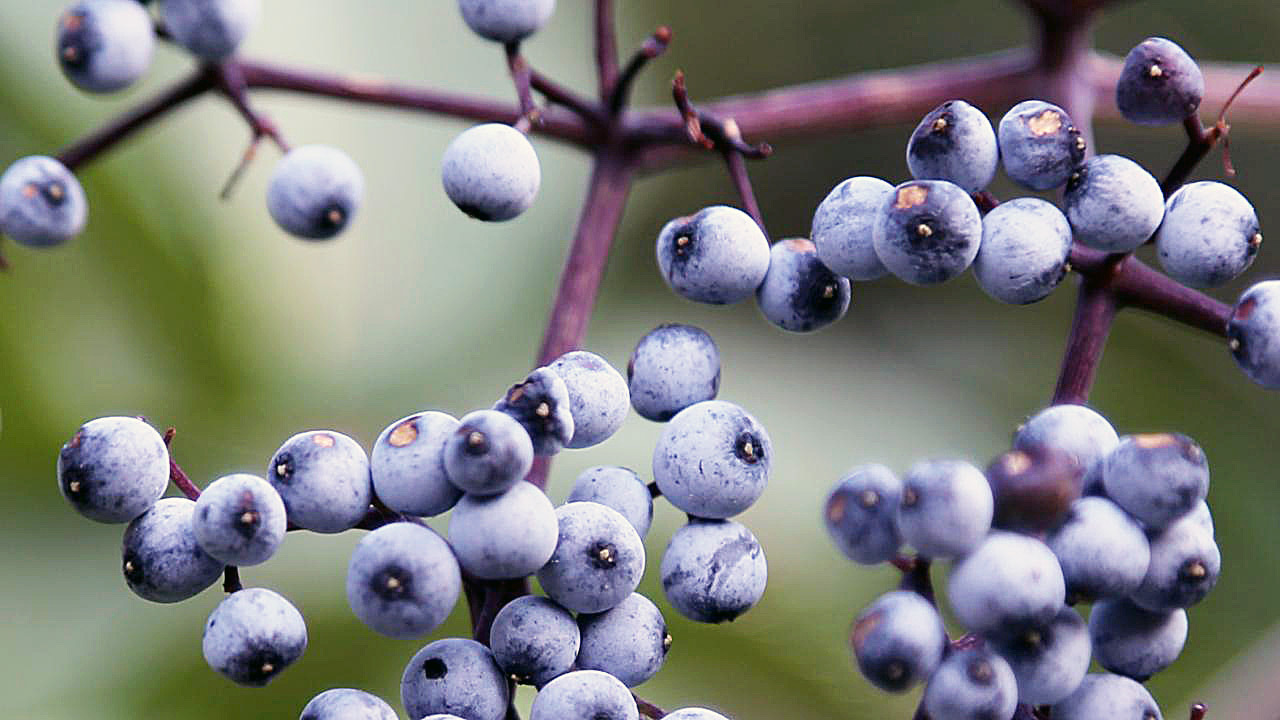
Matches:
[[1014, 404, 1119, 479], [921, 646, 1018, 720], [489, 595, 579, 687], [529, 670, 638, 720], [756, 238, 851, 332], [1101, 433, 1208, 532], [160, 0, 259, 60], [202, 587, 306, 687], [0, 155, 87, 247], [1064, 154, 1164, 253], [873, 180, 982, 285], [1051, 673, 1163, 720], [576, 592, 670, 687], [850, 590, 946, 692], [1047, 496, 1150, 602], [661, 518, 766, 624], [441, 123, 540, 222], [346, 522, 461, 638], [549, 350, 630, 449], [192, 473, 287, 566], [1089, 598, 1187, 681], [267, 145, 364, 241], [973, 197, 1072, 305], [823, 464, 902, 565], [567, 466, 653, 539], [906, 100, 999, 193], [1229, 280, 1280, 389], [458, 0, 555, 43], [370, 411, 462, 517], [267, 430, 372, 533], [122, 497, 225, 603], [1131, 510, 1220, 612], [652, 400, 771, 519], [537, 501, 645, 614], [656, 205, 770, 305], [448, 480, 558, 580], [494, 366, 574, 456], [947, 531, 1065, 636], [300, 688, 398, 720], [1117, 37, 1204, 126], [401, 638, 509, 720], [897, 459, 992, 559], [57, 0, 155, 93], [443, 409, 533, 496], [627, 323, 720, 422], [57, 415, 169, 524], [810, 176, 893, 280], [1156, 181, 1261, 288], [997, 100, 1086, 191], [990, 605, 1092, 706]]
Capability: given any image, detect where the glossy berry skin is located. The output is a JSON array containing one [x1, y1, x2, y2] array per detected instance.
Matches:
[[973, 197, 1072, 305], [57, 416, 169, 524], [448, 480, 557, 579], [529, 670, 638, 720], [627, 324, 720, 422], [823, 464, 902, 565], [756, 238, 851, 332], [906, 100, 999, 193], [991, 606, 1092, 706], [370, 411, 462, 518], [549, 350, 630, 449], [1230, 280, 1280, 388], [192, 473, 287, 566], [122, 497, 225, 603], [493, 367, 574, 455], [873, 180, 982, 286], [921, 646, 1018, 720], [577, 592, 670, 687], [850, 590, 946, 692], [489, 595, 579, 687], [810, 176, 894, 280], [537, 502, 645, 614], [441, 123, 540, 221], [267, 145, 364, 240], [948, 531, 1065, 636], [1101, 433, 1208, 532], [1117, 37, 1204, 126], [661, 518, 766, 624], [987, 446, 1083, 533], [1047, 497, 1150, 603], [57, 0, 155, 93], [896, 459, 992, 559], [656, 205, 770, 305], [1051, 673, 1164, 720], [401, 638, 509, 720], [1156, 181, 1261, 288], [567, 466, 654, 539], [0, 155, 87, 247], [652, 400, 771, 519], [1064, 154, 1164, 252], [267, 430, 372, 534], [1090, 598, 1187, 681], [1131, 510, 1220, 612], [457, 0, 555, 43], [160, 0, 259, 60], [1014, 404, 1119, 479], [202, 587, 307, 687], [346, 522, 461, 638], [299, 688, 398, 720], [443, 409, 533, 496], [997, 100, 1086, 191]]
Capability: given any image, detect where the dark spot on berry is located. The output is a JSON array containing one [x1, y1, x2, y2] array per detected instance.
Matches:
[[422, 657, 448, 679], [273, 453, 295, 482], [372, 565, 411, 600], [590, 542, 618, 569], [734, 431, 762, 464]]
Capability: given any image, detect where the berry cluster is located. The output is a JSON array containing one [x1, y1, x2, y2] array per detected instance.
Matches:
[[826, 404, 1219, 719], [0, 0, 557, 252], [55, 324, 768, 719]]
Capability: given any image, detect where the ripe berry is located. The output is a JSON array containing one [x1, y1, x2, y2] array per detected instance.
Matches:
[[401, 638, 509, 720], [345, 522, 461, 638], [849, 590, 946, 692], [873, 179, 982, 286], [0, 155, 88, 247], [972, 197, 1073, 305], [1013, 404, 1119, 479], [1063, 154, 1164, 253], [160, 0, 259, 60], [985, 445, 1082, 533], [549, 350, 630, 449], [57, 0, 155, 93], [652, 400, 772, 519], [661, 518, 767, 624], [896, 459, 992, 559], [202, 587, 307, 687], [656, 205, 770, 305], [1116, 37, 1204, 126], [921, 646, 1018, 720], [1089, 598, 1187, 681], [457, 0, 556, 44], [1156, 180, 1261, 288], [493, 366, 574, 455], [755, 238, 851, 332], [1131, 510, 1220, 612], [441, 123, 540, 222], [122, 497, 225, 603], [442, 409, 533, 496], [57, 415, 169, 524], [810, 176, 893, 280], [567, 466, 654, 539], [192, 473, 287, 566], [1229, 280, 1280, 388], [267, 430, 372, 534], [448, 480, 558, 579], [997, 99, 1086, 191], [537, 502, 645, 614], [627, 324, 721, 423], [529, 670, 638, 720], [1051, 673, 1164, 720], [489, 595, 579, 687], [947, 531, 1065, 636], [299, 688, 398, 720], [990, 606, 1091, 705], [370, 411, 462, 518], [1047, 497, 1150, 602], [823, 463, 902, 565], [906, 100, 999, 193], [1101, 433, 1208, 532], [266, 145, 364, 240], [576, 592, 670, 687]]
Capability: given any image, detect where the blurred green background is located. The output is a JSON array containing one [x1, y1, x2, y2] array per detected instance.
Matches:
[[2, 1, 1279, 718]]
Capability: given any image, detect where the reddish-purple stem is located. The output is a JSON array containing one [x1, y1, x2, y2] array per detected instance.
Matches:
[[723, 147, 766, 238], [1051, 268, 1119, 406], [1189, 702, 1208, 720], [595, 0, 619, 98], [634, 695, 668, 719], [611, 26, 673, 114]]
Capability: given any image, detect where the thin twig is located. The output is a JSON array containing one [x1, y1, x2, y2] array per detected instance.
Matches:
[[722, 132, 766, 237], [595, 0, 619, 98], [212, 62, 289, 151], [1161, 65, 1263, 196], [611, 26, 672, 114], [505, 42, 540, 126], [161, 428, 203, 501]]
